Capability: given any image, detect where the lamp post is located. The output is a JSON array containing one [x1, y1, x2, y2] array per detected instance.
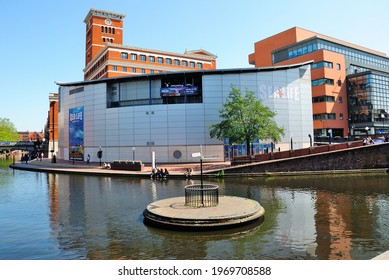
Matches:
[[381, 113, 385, 134], [365, 126, 369, 136], [328, 129, 332, 144], [42, 138, 45, 159], [191, 150, 204, 205], [308, 134, 312, 148], [132, 146, 135, 161]]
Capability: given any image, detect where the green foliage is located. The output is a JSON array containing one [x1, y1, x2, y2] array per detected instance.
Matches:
[[209, 85, 284, 155], [215, 169, 224, 177], [0, 118, 19, 142]]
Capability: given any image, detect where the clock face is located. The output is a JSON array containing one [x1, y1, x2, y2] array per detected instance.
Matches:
[[105, 19, 112, 25]]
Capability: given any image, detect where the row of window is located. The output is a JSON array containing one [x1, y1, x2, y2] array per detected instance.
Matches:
[[273, 38, 389, 70], [316, 39, 389, 70], [313, 113, 343, 120], [85, 54, 108, 79], [311, 60, 341, 70], [102, 37, 114, 43], [312, 78, 334, 86], [101, 26, 115, 34], [312, 78, 343, 87], [312, 96, 343, 103], [111, 66, 161, 74], [312, 96, 335, 103], [120, 52, 203, 68]]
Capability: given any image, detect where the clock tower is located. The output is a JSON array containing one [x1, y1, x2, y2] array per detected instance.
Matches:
[[84, 9, 126, 67]]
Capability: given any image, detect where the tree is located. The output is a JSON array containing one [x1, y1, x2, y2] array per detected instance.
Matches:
[[0, 118, 19, 142], [209, 85, 284, 156]]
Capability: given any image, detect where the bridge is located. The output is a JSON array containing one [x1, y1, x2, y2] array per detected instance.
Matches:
[[0, 141, 36, 152]]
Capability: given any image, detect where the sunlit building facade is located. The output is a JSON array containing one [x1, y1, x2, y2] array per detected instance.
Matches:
[[56, 63, 313, 163], [83, 9, 217, 81], [249, 27, 389, 138]]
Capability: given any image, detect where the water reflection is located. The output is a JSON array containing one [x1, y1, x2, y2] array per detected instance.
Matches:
[[1, 161, 389, 260]]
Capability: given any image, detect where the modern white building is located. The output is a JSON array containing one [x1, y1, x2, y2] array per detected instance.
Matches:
[[56, 62, 313, 163]]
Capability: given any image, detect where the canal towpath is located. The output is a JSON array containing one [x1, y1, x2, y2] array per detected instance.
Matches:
[[10, 158, 230, 178]]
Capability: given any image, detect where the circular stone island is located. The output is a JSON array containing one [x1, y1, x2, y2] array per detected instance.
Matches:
[[143, 195, 265, 230]]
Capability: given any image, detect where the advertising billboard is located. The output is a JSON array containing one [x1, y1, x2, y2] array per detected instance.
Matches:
[[69, 107, 84, 161], [160, 85, 199, 97]]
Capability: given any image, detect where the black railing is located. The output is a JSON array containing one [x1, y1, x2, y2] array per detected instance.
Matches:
[[185, 184, 219, 207]]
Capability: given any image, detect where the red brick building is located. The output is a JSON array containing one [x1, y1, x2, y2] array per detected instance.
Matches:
[[83, 9, 217, 81]]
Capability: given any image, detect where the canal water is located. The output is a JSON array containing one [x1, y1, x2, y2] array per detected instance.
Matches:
[[1, 158, 389, 260]]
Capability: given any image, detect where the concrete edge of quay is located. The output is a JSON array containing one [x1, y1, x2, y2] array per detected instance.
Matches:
[[372, 251, 389, 260], [8, 159, 389, 178]]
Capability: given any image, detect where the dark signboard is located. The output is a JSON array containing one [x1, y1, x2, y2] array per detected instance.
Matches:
[[160, 86, 199, 97]]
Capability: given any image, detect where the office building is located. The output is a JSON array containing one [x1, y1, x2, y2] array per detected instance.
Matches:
[[249, 27, 389, 138]]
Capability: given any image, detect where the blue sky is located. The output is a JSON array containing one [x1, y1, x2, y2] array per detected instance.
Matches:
[[1, 0, 389, 132]]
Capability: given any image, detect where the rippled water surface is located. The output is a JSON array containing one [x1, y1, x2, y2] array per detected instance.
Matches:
[[1, 159, 389, 260]]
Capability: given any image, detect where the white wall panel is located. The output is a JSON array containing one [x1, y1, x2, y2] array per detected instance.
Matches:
[[58, 66, 313, 163]]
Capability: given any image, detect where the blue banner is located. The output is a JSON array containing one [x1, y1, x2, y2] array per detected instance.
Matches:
[[69, 107, 84, 160]]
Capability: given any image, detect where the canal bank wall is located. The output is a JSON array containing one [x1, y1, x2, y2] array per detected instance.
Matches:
[[219, 143, 389, 175]]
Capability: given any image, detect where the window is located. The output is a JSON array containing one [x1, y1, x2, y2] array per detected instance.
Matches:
[[312, 96, 335, 103], [312, 78, 334, 86], [122, 67, 127, 72], [112, 66, 117, 71], [69, 87, 84, 95], [132, 68, 136, 73], [149, 56, 155, 62], [140, 55, 146, 61], [313, 113, 336, 120], [174, 59, 180, 66], [197, 62, 203, 69], [338, 96, 343, 103], [121, 52, 128, 59], [311, 61, 333, 69], [158, 57, 164, 64], [141, 69, 145, 74], [150, 70, 154, 74], [337, 63, 341, 70], [182, 60, 188, 67], [166, 58, 172, 64], [131, 53, 137, 60], [190, 61, 195, 68], [339, 113, 343, 120]]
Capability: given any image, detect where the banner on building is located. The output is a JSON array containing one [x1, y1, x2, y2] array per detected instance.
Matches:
[[160, 86, 199, 97], [69, 107, 84, 161]]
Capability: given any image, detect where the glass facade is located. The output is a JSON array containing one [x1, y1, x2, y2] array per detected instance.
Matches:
[[273, 38, 389, 71], [273, 34, 389, 137], [106, 73, 203, 108], [347, 71, 389, 134]]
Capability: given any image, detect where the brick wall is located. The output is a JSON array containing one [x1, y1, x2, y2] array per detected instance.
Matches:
[[225, 142, 389, 174]]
